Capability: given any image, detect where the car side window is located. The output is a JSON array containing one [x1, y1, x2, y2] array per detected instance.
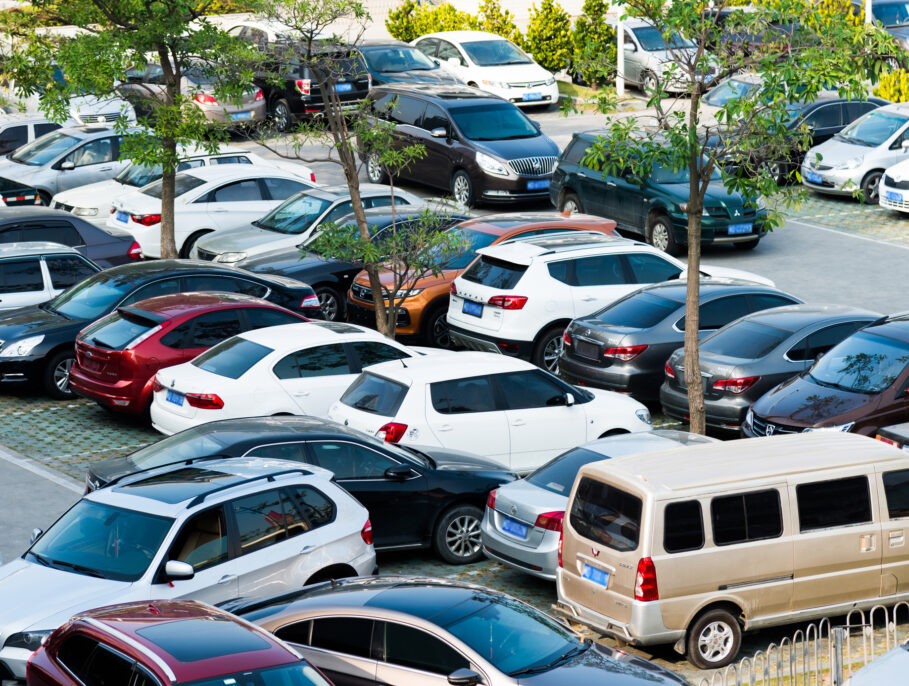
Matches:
[[159, 320, 195, 349], [273, 344, 351, 379], [323, 201, 354, 225], [366, 195, 408, 208], [35, 122, 61, 137], [560, 139, 587, 167], [626, 253, 683, 283], [495, 370, 570, 410], [57, 633, 99, 681], [20, 221, 83, 246], [414, 38, 439, 58], [307, 441, 399, 479], [436, 40, 465, 66], [177, 159, 205, 171], [244, 442, 308, 462], [349, 341, 408, 368], [390, 95, 427, 127], [574, 254, 627, 287], [678, 295, 750, 331], [796, 476, 872, 531], [306, 618, 374, 657], [65, 137, 114, 167], [211, 155, 253, 165], [846, 101, 878, 121], [711, 490, 782, 545], [883, 469, 909, 519], [0, 258, 43, 293], [230, 488, 288, 554], [45, 255, 97, 289], [120, 278, 181, 305], [284, 485, 336, 531], [242, 307, 301, 330], [421, 103, 449, 133], [748, 293, 798, 313], [132, 665, 162, 686], [81, 643, 135, 686], [0, 227, 21, 243], [0, 124, 27, 154], [261, 177, 307, 201], [210, 179, 263, 202], [663, 500, 704, 553], [803, 103, 843, 129], [430, 375, 497, 414], [167, 507, 228, 570], [380, 621, 469, 675], [183, 274, 268, 298], [145, 64, 166, 85], [787, 322, 865, 362], [185, 310, 243, 348]]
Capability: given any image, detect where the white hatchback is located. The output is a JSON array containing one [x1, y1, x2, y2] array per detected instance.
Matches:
[[151, 321, 426, 435], [327, 352, 652, 473]]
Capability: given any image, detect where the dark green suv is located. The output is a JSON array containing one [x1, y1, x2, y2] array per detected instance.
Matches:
[[549, 131, 768, 255]]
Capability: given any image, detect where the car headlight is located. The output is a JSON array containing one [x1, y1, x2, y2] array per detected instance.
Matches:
[[72, 206, 99, 217], [635, 408, 652, 425], [833, 157, 863, 170], [214, 252, 247, 263], [481, 79, 507, 89], [745, 407, 754, 428], [393, 288, 423, 299], [4, 630, 52, 651], [803, 422, 855, 433], [475, 151, 510, 177], [754, 196, 768, 210], [0, 335, 45, 358], [545, 77, 555, 86], [679, 203, 710, 216]]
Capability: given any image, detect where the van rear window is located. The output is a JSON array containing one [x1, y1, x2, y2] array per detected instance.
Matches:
[[461, 255, 527, 289], [569, 477, 642, 552]]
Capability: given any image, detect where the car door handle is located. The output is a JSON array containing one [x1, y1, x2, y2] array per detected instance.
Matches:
[[860, 534, 876, 552], [890, 530, 905, 547], [98, 166, 113, 171], [606, 181, 617, 187], [580, 296, 597, 301], [217, 574, 237, 585], [293, 391, 310, 398], [211, 208, 229, 213], [577, 171, 588, 178], [300, 544, 321, 554], [436, 424, 453, 432], [511, 418, 526, 427]]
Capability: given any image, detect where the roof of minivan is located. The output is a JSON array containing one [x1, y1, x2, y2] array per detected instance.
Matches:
[[581, 433, 905, 495]]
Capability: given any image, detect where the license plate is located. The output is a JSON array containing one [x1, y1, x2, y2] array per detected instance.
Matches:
[[527, 179, 550, 190], [574, 339, 599, 360], [582, 563, 609, 587], [230, 111, 253, 121], [501, 516, 528, 538], [728, 223, 752, 235], [165, 389, 184, 406], [522, 91, 542, 101], [887, 191, 903, 203], [336, 82, 353, 92], [679, 375, 709, 392], [462, 300, 483, 317], [116, 210, 129, 223], [805, 170, 823, 184]]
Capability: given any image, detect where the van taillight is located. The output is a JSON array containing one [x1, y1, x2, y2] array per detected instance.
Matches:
[[558, 529, 563, 567], [486, 488, 497, 511], [534, 511, 564, 532], [634, 557, 659, 601]]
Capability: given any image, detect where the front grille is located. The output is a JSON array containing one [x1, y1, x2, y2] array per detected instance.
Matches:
[[507, 156, 557, 176], [195, 248, 217, 261], [79, 112, 119, 124], [751, 414, 802, 436], [351, 283, 372, 302], [507, 80, 548, 89], [885, 174, 909, 190], [705, 206, 726, 218]]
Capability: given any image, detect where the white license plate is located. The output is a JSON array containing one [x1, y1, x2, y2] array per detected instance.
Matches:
[[805, 170, 823, 184], [165, 389, 184, 406], [116, 210, 129, 223], [462, 300, 483, 317], [501, 516, 528, 538], [728, 223, 752, 235], [230, 111, 253, 121], [887, 191, 903, 203], [522, 92, 542, 101], [582, 563, 609, 587]]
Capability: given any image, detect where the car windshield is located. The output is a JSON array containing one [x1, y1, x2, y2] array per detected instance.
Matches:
[[183, 662, 331, 686], [808, 330, 909, 394], [9, 131, 80, 166], [449, 103, 539, 141], [701, 320, 791, 359], [836, 110, 909, 147], [460, 39, 532, 66], [651, 162, 722, 184], [362, 45, 438, 72], [631, 26, 696, 51], [873, 1, 909, 26], [142, 173, 207, 198], [527, 447, 607, 495], [257, 193, 333, 234], [116, 162, 164, 187], [703, 78, 761, 106], [27, 499, 172, 582], [438, 228, 499, 269], [192, 337, 274, 379], [45, 271, 137, 321]]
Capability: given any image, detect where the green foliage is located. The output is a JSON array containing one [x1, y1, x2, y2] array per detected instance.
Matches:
[[571, 0, 616, 86], [524, 0, 572, 74], [385, 0, 476, 42], [875, 69, 909, 101], [474, 0, 522, 45]]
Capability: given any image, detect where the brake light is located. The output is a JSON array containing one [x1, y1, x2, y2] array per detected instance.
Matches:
[[878, 435, 896, 446], [310, 171, 317, 182], [487, 295, 528, 310], [634, 557, 659, 601], [131, 214, 161, 226], [558, 529, 563, 567], [562, 330, 571, 347], [712, 376, 760, 394], [185, 393, 224, 409], [152, 376, 163, 393], [376, 422, 407, 443], [300, 293, 320, 309], [194, 93, 218, 105], [450, 282, 457, 295], [486, 488, 497, 511], [127, 240, 143, 260], [361, 519, 373, 545], [295, 79, 312, 95], [534, 511, 564, 532], [604, 345, 647, 361], [664, 360, 675, 379], [254, 89, 264, 102]]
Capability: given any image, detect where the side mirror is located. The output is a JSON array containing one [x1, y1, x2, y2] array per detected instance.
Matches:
[[384, 464, 414, 481], [565, 392, 575, 407], [448, 669, 481, 686], [447, 57, 461, 68], [532, 120, 542, 131], [624, 43, 637, 52], [164, 560, 195, 581], [30, 528, 43, 545], [433, 59, 440, 66], [815, 351, 825, 361], [60, 160, 74, 170], [901, 139, 909, 150], [431, 127, 448, 138]]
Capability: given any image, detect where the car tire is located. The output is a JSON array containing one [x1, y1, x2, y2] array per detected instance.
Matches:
[[559, 191, 583, 214], [180, 230, 211, 259], [641, 71, 659, 94], [44, 349, 76, 399], [733, 237, 760, 251], [433, 504, 484, 564], [272, 99, 293, 133], [646, 213, 682, 256], [861, 170, 883, 205], [451, 169, 475, 208], [686, 608, 742, 670], [422, 302, 452, 348], [532, 324, 565, 373], [315, 285, 344, 322], [366, 153, 389, 184]]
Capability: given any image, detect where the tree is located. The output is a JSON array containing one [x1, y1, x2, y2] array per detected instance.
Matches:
[[524, 0, 572, 74], [571, 0, 616, 87], [575, 0, 894, 433], [0, 0, 261, 258]]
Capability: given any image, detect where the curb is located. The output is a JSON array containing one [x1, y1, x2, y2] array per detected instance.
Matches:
[[0, 441, 83, 493], [557, 92, 645, 111]]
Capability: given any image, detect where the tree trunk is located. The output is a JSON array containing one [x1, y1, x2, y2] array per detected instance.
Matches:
[[684, 90, 706, 435], [158, 46, 178, 259]]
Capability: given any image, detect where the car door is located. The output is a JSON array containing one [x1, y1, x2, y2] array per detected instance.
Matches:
[[202, 178, 274, 231], [272, 343, 357, 416], [876, 468, 909, 597], [385, 95, 429, 184], [802, 102, 845, 147], [278, 616, 379, 686], [0, 257, 50, 311], [43, 254, 99, 298], [57, 136, 119, 192], [416, 103, 456, 190], [549, 253, 636, 317], [493, 369, 587, 472], [425, 375, 511, 463], [784, 321, 870, 380], [435, 39, 468, 81], [171, 309, 245, 361], [610, 171, 647, 229], [375, 621, 472, 686], [622, 30, 644, 83]]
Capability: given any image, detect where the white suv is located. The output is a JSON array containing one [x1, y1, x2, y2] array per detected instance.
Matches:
[[0, 457, 375, 679], [447, 233, 771, 371]]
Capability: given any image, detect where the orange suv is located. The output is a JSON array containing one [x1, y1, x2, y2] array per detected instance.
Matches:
[[346, 213, 616, 347]]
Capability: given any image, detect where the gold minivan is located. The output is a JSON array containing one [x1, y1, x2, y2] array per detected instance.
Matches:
[[555, 432, 909, 669]]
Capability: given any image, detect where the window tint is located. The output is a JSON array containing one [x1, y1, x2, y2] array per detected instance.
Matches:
[[461, 255, 526, 288], [664, 500, 704, 553], [21, 221, 83, 246], [82, 645, 134, 686], [231, 489, 287, 554], [243, 307, 301, 329], [389, 96, 426, 127], [711, 490, 782, 545], [0, 227, 22, 242], [497, 370, 570, 410], [177, 159, 205, 171], [120, 278, 181, 305], [414, 38, 439, 57], [626, 253, 683, 283], [262, 177, 306, 201], [211, 155, 252, 165], [183, 275, 267, 298], [804, 103, 843, 128], [350, 341, 408, 368], [308, 441, 398, 479], [436, 40, 464, 64], [66, 137, 114, 167], [702, 320, 790, 359], [569, 477, 642, 551], [186, 310, 243, 348], [192, 337, 274, 379], [748, 293, 797, 313], [211, 179, 263, 202], [45, 255, 96, 289], [0, 124, 27, 154], [285, 485, 335, 530], [0, 258, 43, 293], [594, 292, 680, 328], [421, 103, 449, 132], [322, 201, 354, 226], [340, 373, 408, 416], [560, 139, 587, 166], [787, 322, 866, 362], [678, 295, 750, 331], [430, 375, 496, 413], [244, 442, 307, 462], [796, 476, 872, 531], [167, 507, 227, 570], [274, 621, 312, 646], [273, 344, 350, 379], [35, 122, 61, 137], [381, 622, 468, 675], [159, 320, 194, 349], [144, 174, 207, 199], [57, 634, 98, 680], [883, 469, 909, 519], [846, 101, 879, 121], [575, 255, 627, 286], [365, 195, 399, 209], [310, 618, 373, 658]]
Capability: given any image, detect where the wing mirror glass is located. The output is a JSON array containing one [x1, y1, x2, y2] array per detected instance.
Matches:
[[565, 392, 575, 407], [60, 160, 74, 170], [30, 528, 43, 545], [164, 560, 195, 581], [447, 669, 481, 686]]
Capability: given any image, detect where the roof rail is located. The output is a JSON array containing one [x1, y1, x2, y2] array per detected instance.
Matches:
[[107, 454, 229, 488], [884, 310, 909, 323], [500, 229, 614, 245], [186, 467, 313, 508]]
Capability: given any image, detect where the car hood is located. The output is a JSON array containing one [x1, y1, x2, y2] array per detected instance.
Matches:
[[55, 179, 130, 207], [199, 225, 289, 254], [518, 642, 687, 685], [0, 305, 84, 341], [87, 454, 136, 487], [414, 445, 512, 473], [658, 180, 755, 210], [693, 264, 775, 286], [753, 374, 876, 427], [376, 68, 461, 84], [470, 62, 552, 82], [0, 160, 42, 185], [804, 138, 870, 167], [354, 267, 460, 289], [242, 249, 331, 274], [471, 135, 559, 163]]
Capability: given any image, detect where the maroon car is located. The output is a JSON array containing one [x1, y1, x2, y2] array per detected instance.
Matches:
[[27, 600, 333, 686], [69, 292, 308, 415]]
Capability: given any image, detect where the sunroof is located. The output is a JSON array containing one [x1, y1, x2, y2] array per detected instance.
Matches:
[[136, 618, 271, 662], [314, 321, 362, 334], [115, 467, 240, 504]]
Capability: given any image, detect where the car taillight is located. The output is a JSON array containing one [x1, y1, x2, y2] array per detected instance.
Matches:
[[664, 360, 675, 379], [487, 295, 528, 310], [450, 282, 457, 295], [558, 529, 563, 568], [634, 557, 659, 601], [603, 345, 647, 361], [131, 214, 161, 226], [486, 488, 497, 511], [194, 93, 218, 105], [127, 240, 143, 260], [295, 79, 312, 95], [534, 511, 564, 532], [376, 422, 407, 443], [310, 171, 317, 182], [254, 89, 264, 102], [185, 393, 224, 409], [361, 519, 373, 545], [300, 293, 320, 309], [152, 376, 163, 393], [562, 330, 571, 347], [712, 376, 760, 394]]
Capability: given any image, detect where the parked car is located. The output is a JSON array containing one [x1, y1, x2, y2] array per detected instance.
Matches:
[[0, 456, 375, 681], [852, 0, 909, 54], [412, 30, 560, 107], [0, 114, 60, 157], [346, 213, 617, 347], [0, 126, 142, 205], [661, 304, 880, 431], [876, 421, 909, 449], [0, 260, 321, 399], [0, 207, 141, 267], [232, 576, 688, 686], [191, 184, 422, 264], [845, 637, 909, 685], [559, 279, 803, 402], [0, 242, 99, 313], [743, 312, 909, 437], [70, 292, 309, 416], [150, 321, 427, 435], [446, 232, 772, 372], [359, 39, 462, 86], [802, 102, 909, 204], [481, 430, 716, 581], [109, 165, 317, 258], [552, 131, 768, 254], [363, 84, 559, 207], [328, 352, 652, 473], [26, 600, 332, 686]]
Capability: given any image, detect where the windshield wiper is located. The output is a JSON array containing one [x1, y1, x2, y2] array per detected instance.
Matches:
[[38, 301, 68, 318], [29, 551, 53, 567], [509, 640, 592, 676], [808, 373, 866, 394], [47, 558, 108, 579]]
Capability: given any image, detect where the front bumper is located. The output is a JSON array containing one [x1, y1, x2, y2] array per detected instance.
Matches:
[[0, 356, 44, 385], [346, 298, 414, 333], [478, 173, 553, 203], [879, 182, 909, 212], [800, 163, 861, 196], [481, 82, 560, 108], [667, 211, 766, 245], [558, 354, 661, 400], [0, 645, 34, 680], [448, 324, 532, 359], [480, 512, 558, 581], [660, 381, 750, 431]]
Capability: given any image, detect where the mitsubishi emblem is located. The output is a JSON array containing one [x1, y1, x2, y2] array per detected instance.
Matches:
[[734, 209, 741, 217]]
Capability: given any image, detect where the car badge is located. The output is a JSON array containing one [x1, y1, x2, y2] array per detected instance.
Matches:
[[85, 350, 93, 358], [344, 419, 349, 426], [584, 329, 591, 337], [511, 505, 517, 516], [533, 161, 541, 173], [765, 423, 775, 436], [734, 209, 741, 217], [591, 548, 599, 557]]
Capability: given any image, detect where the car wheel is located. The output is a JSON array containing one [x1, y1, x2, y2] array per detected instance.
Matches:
[[533, 324, 564, 373], [733, 237, 760, 251], [646, 213, 682, 256], [451, 169, 475, 208], [761, 160, 786, 185], [44, 350, 76, 399], [434, 504, 483, 564], [423, 303, 451, 348], [686, 608, 742, 670], [272, 99, 292, 133], [560, 191, 583, 214], [642, 71, 659, 94], [315, 286, 343, 321], [366, 153, 388, 184], [37, 190, 51, 206], [179, 230, 210, 259], [861, 170, 883, 204]]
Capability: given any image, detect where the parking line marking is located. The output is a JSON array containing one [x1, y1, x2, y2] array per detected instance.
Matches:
[[0, 442, 82, 493], [789, 218, 909, 252]]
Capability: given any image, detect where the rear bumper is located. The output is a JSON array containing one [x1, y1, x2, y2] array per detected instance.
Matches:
[[346, 299, 414, 333], [480, 510, 558, 581], [558, 355, 661, 400], [69, 368, 148, 415], [660, 381, 750, 430], [448, 324, 532, 360]]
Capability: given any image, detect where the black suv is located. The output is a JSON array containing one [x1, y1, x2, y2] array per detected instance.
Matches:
[[363, 84, 559, 207]]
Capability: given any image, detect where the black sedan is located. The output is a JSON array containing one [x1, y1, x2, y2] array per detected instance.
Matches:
[[559, 279, 802, 402], [0, 260, 321, 399], [87, 415, 516, 564], [0, 207, 139, 267], [660, 303, 881, 432]]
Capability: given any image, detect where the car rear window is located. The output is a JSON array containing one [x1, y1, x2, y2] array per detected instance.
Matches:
[[79, 311, 158, 351], [340, 372, 408, 417], [142, 173, 207, 199], [701, 320, 790, 359], [191, 337, 273, 379], [593, 292, 680, 329], [569, 477, 642, 552], [527, 447, 605, 495], [461, 255, 527, 289]]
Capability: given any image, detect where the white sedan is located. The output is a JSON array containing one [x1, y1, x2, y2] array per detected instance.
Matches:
[[328, 352, 653, 473], [108, 164, 317, 258], [151, 321, 427, 435]]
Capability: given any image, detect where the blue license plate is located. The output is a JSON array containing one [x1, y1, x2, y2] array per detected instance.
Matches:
[[805, 170, 823, 184], [887, 190, 903, 203], [230, 111, 253, 121], [527, 179, 550, 190], [165, 389, 184, 406], [582, 563, 610, 587], [501, 516, 528, 538], [522, 92, 542, 101], [462, 300, 483, 317], [728, 223, 752, 235], [336, 82, 353, 92], [116, 210, 129, 223]]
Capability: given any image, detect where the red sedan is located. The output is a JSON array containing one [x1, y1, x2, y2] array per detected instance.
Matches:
[[69, 291, 308, 415]]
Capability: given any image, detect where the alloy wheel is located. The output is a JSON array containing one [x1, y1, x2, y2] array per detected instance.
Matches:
[[453, 175, 471, 206], [367, 155, 384, 183], [274, 103, 290, 132], [563, 199, 580, 214], [542, 334, 563, 372], [445, 514, 481, 559], [697, 621, 734, 664], [651, 222, 671, 252], [54, 357, 74, 394], [431, 312, 451, 348], [318, 290, 340, 321]]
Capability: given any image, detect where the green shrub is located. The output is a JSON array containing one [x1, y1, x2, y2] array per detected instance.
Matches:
[[474, 0, 523, 45], [385, 0, 421, 42], [385, 0, 476, 42], [571, 0, 615, 86], [524, 0, 572, 74], [875, 68, 909, 101]]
